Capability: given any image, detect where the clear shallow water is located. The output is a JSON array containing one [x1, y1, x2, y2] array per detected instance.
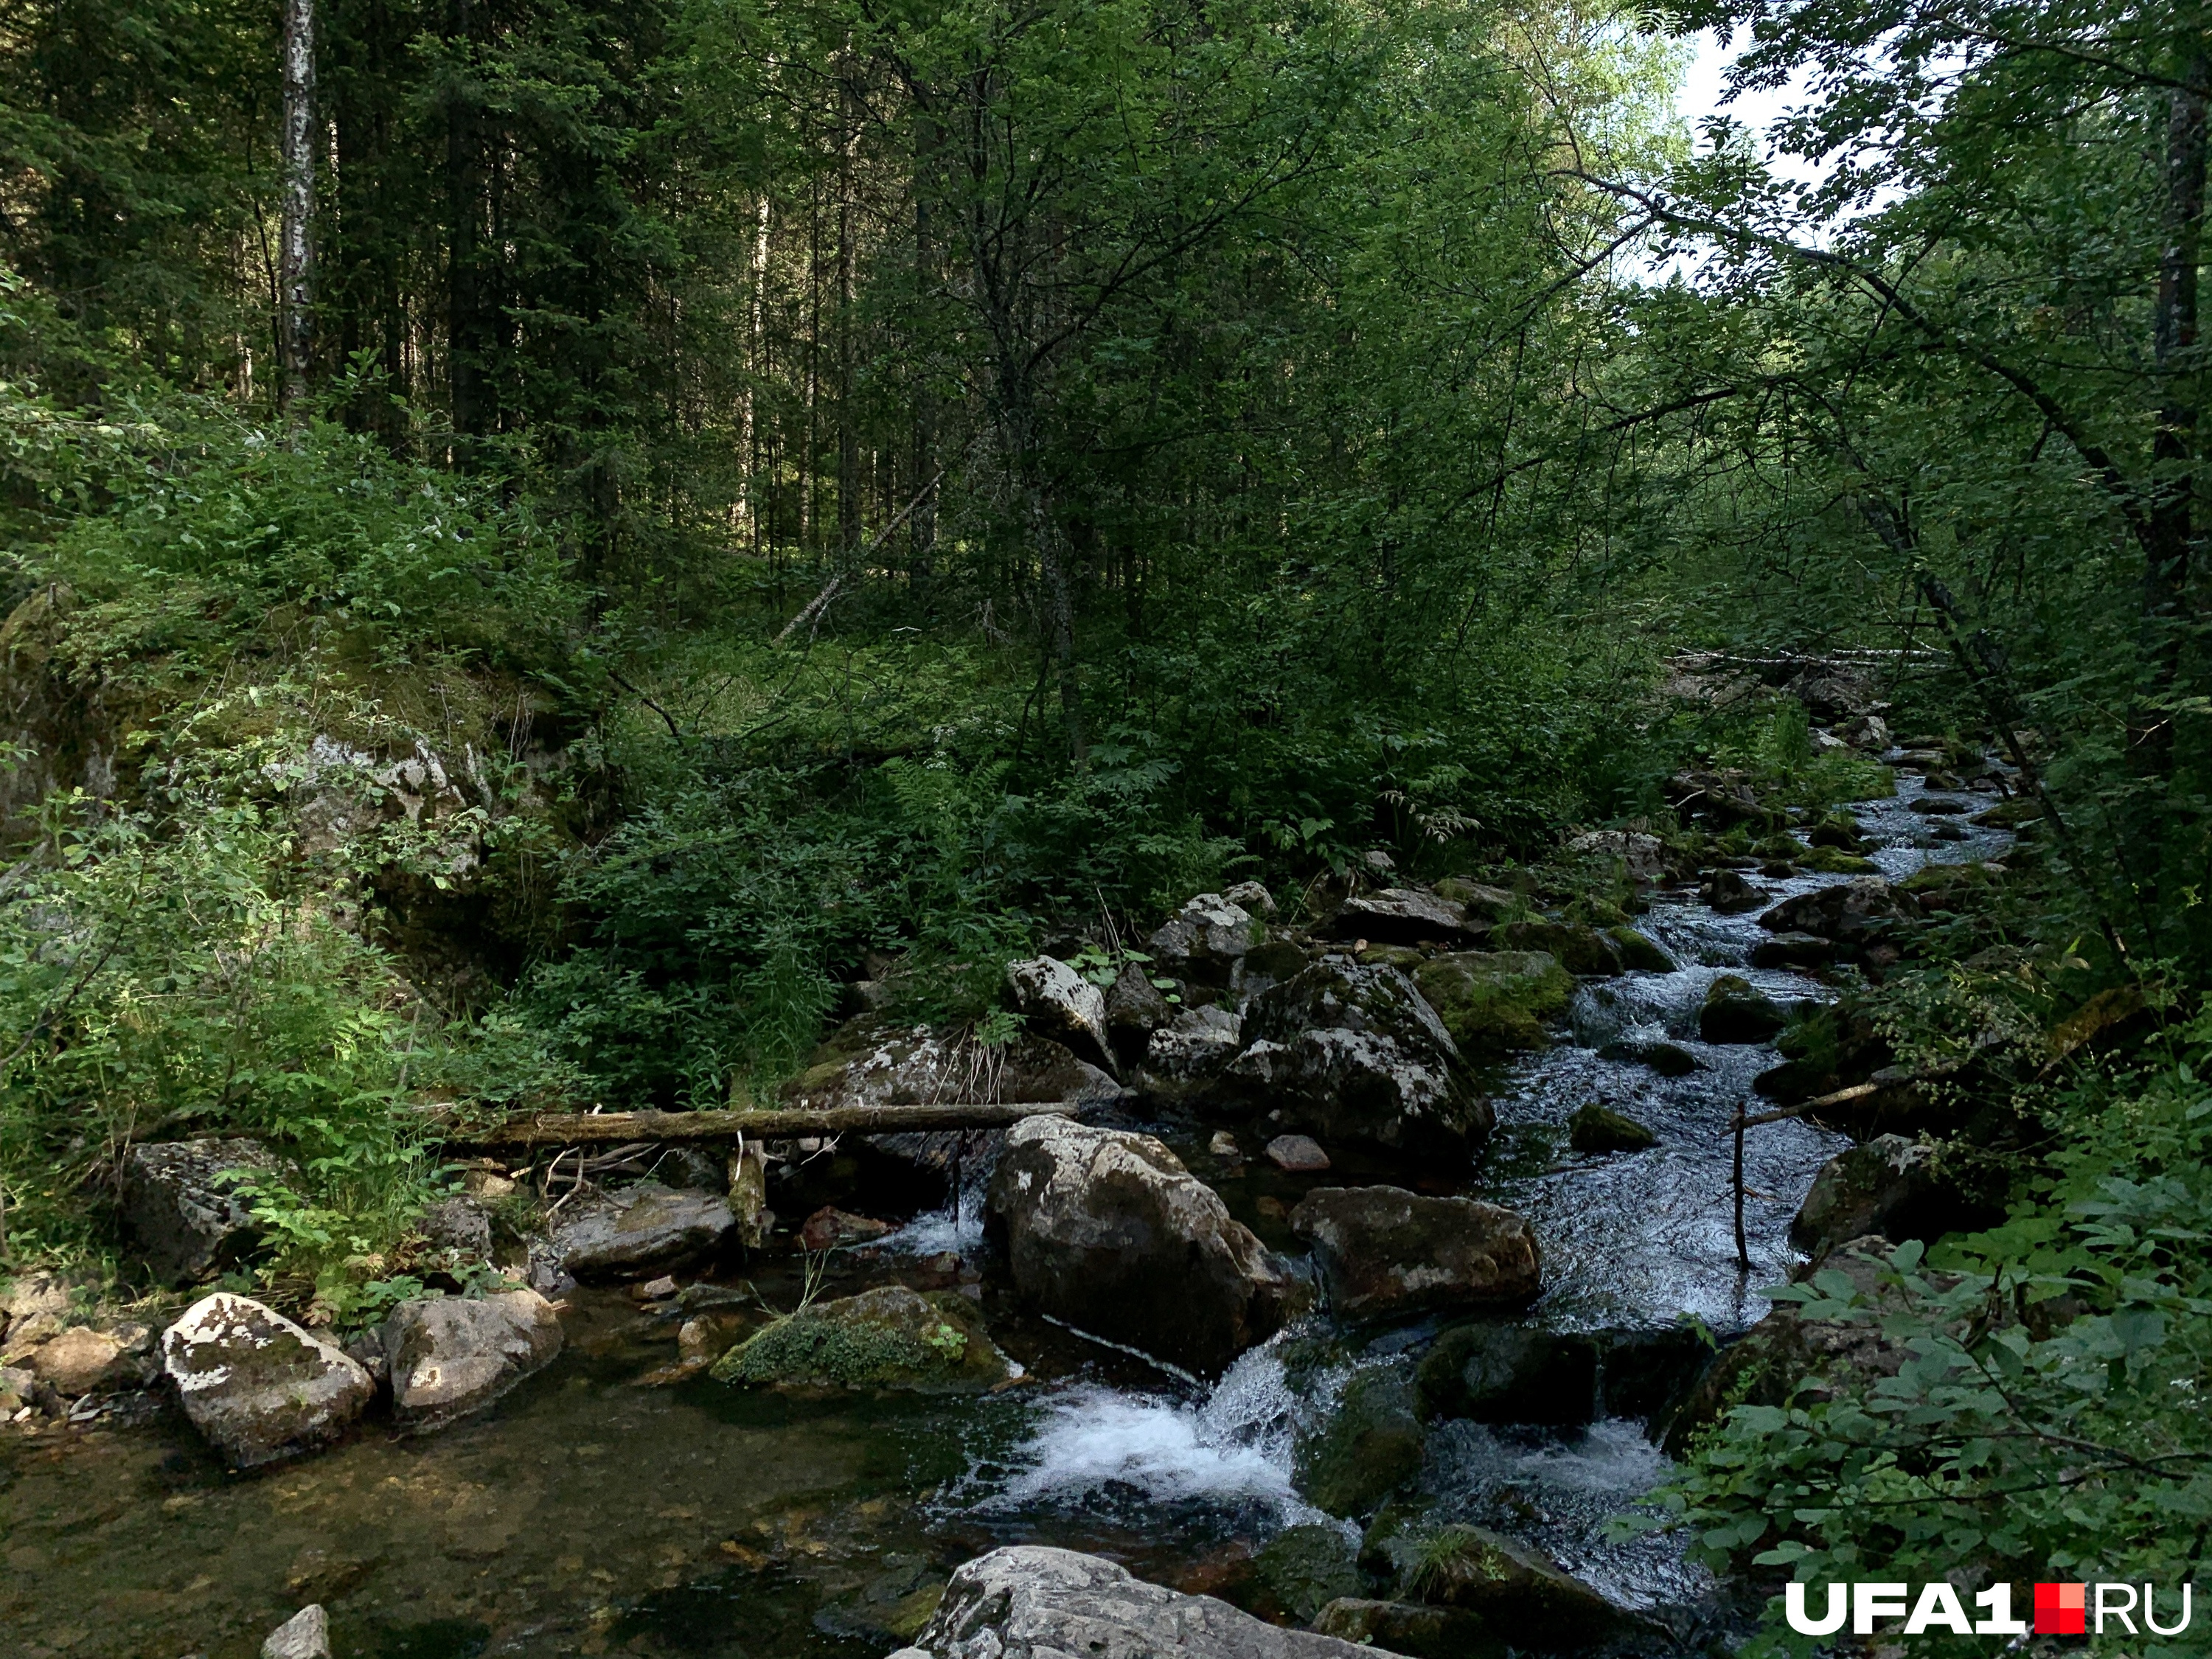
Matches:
[[1, 773, 2014, 1658]]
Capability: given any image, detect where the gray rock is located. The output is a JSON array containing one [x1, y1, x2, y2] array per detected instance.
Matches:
[[550, 1182, 737, 1281], [1324, 888, 1482, 947], [1223, 879, 1277, 918], [1290, 1186, 1538, 1322], [29, 1324, 150, 1394], [1698, 867, 1764, 914], [384, 1289, 564, 1428], [1138, 1004, 1244, 1101], [1750, 930, 1836, 969], [262, 1604, 330, 1659], [1005, 956, 1114, 1071], [784, 1026, 1127, 1114], [887, 1545, 1390, 1659], [1235, 963, 1489, 1158], [1295, 1366, 1424, 1517], [987, 1117, 1298, 1377], [1105, 969, 1172, 1065], [1791, 1135, 1958, 1259], [119, 1138, 285, 1284], [1760, 874, 1923, 942], [418, 1195, 493, 1258], [1265, 1133, 1329, 1172], [161, 1294, 375, 1469], [1565, 830, 1666, 884], [1699, 975, 1789, 1044], [1148, 894, 1262, 989]]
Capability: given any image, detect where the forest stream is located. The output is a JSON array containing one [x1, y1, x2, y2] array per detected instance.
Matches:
[[1, 771, 2013, 1659]]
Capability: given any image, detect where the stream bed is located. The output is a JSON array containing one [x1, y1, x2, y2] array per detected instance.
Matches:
[[0, 773, 2011, 1659]]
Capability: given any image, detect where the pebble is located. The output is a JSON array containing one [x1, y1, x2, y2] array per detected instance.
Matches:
[[1265, 1134, 1330, 1172], [1207, 1131, 1239, 1158], [636, 1276, 680, 1301]]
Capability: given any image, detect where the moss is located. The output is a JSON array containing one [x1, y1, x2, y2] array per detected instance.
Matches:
[[709, 1284, 1010, 1391], [1568, 1103, 1655, 1153], [1604, 926, 1674, 972], [1413, 952, 1573, 1054], [1799, 844, 1878, 874]]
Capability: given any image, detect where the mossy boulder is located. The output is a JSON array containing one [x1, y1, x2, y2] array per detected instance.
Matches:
[[1312, 1597, 1495, 1658], [709, 1285, 1011, 1391], [1699, 975, 1788, 1044], [1596, 1037, 1697, 1077], [1492, 919, 1620, 975], [1254, 1524, 1363, 1622], [1293, 1366, 1425, 1517], [1413, 951, 1572, 1054], [1432, 877, 1522, 924], [1798, 844, 1879, 874], [1567, 1103, 1655, 1154], [1393, 1525, 1646, 1647], [1414, 1323, 1596, 1427], [1604, 926, 1674, 972]]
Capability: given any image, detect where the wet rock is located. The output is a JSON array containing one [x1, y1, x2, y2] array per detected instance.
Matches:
[[1491, 919, 1621, 975], [1594, 1325, 1713, 1424], [1759, 874, 1922, 944], [1105, 968, 1173, 1066], [1416, 1324, 1596, 1425], [1697, 867, 1764, 914], [1005, 956, 1114, 1071], [850, 1129, 995, 1216], [1791, 1135, 1963, 1259], [1237, 936, 1311, 1004], [418, 1194, 493, 1259], [29, 1324, 147, 1395], [987, 1116, 1296, 1377], [550, 1182, 737, 1281], [1837, 712, 1889, 750], [1209, 1130, 1242, 1158], [1431, 878, 1522, 925], [1412, 952, 1572, 1056], [262, 1604, 331, 1659], [1324, 887, 1483, 947], [1235, 962, 1487, 1158], [799, 1206, 894, 1252], [1148, 893, 1264, 990], [1311, 1597, 1488, 1658], [384, 1289, 564, 1428], [1604, 927, 1674, 971], [1596, 1037, 1698, 1077], [1750, 930, 1835, 970], [119, 1138, 286, 1284], [1224, 879, 1278, 919], [1699, 975, 1788, 1045], [887, 1545, 1379, 1659], [1565, 830, 1666, 884], [1388, 1524, 1644, 1649], [814, 1558, 950, 1645], [1265, 1134, 1330, 1172], [1140, 1004, 1245, 1102], [712, 1284, 1011, 1391], [1974, 796, 2042, 829], [1255, 1524, 1362, 1623], [161, 1293, 375, 1469], [1295, 1366, 1424, 1517], [1909, 795, 1969, 815], [785, 1024, 1127, 1116], [1290, 1186, 1539, 1322], [1567, 1103, 1655, 1154]]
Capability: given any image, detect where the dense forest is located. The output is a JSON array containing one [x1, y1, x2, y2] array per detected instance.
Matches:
[[0, 0, 2208, 1649]]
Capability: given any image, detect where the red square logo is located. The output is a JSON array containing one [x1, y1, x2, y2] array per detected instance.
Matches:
[[2036, 1582, 2087, 1635]]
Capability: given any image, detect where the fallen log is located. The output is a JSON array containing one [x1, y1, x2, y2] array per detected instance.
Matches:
[[438, 1099, 1085, 1148]]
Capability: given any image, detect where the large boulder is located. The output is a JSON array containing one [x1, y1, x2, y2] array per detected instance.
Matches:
[[987, 1117, 1297, 1377], [784, 1024, 1126, 1114], [1294, 1366, 1425, 1517], [119, 1138, 287, 1284], [161, 1293, 376, 1469], [1324, 888, 1484, 947], [1138, 1004, 1245, 1103], [549, 1183, 737, 1281], [885, 1545, 1386, 1659], [709, 1284, 1012, 1391], [1698, 975, 1789, 1044], [1381, 1525, 1644, 1651], [1234, 962, 1489, 1157], [1790, 1135, 1968, 1259], [1759, 875, 1922, 945], [1289, 1186, 1539, 1322], [1491, 920, 1622, 976], [1147, 894, 1264, 990], [1411, 953, 1572, 1055], [1565, 830, 1666, 885], [1105, 968, 1173, 1067], [1004, 956, 1114, 1071], [384, 1289, 565, 1428]]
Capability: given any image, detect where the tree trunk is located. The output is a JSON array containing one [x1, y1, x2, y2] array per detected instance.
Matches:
[[445, 0, 490, 452], [439, 1099, 1084, 1147], [279, 0, 316, 415], [837, 52, 861, 565]]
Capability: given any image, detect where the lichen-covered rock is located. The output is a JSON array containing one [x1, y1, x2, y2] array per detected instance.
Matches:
[[1386, 1525, 1646, 1649], [1254, 1525, 1362, 1624], [1138, 1004, 1245, 1102], [1105, 967, 1173, 1066], [1790, 1135, 1962, 1259], [1290, 1186, 1538, 1322], [1236, 962, 1488, 1157], [987, 1117, 1296, 1377], [1759, 874, 1922, 943], [711, 1284, 1011, 1391], [886, 1545, 1383, 1659], [161, 1293, 375, 1469], [417, 1194, 493, 1259], [1147, 893, 1264, 990], [384, 1289, 564, 1428], [262, 1604, 332, 1659], [1411, 952, 1573, 1055], [1699, 975, 1789, 1044], [1567, 1103, 1655, 1154], [1223, 879, 1278, 919], [1294, 1366, 1424, 1517], [1005, 956, 1114, 1071], [119, 1138, 287, 1284], [784, 1025, 1127, 1114], [550, 1182, 737, 1281], [1566, 829, 1666, 884], [1323, 888, 1483, 947]]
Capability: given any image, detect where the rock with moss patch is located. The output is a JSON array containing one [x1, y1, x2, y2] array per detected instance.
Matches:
[[1412, 951, 1572, 1057], [1391, 1525, 1644, 1648], [1596, 1037, 1697, 1077], [1324, 887, 1484, 947], [161, 1293, 376, 1469], [1790, 1135, 1966, 1259], [120, 1138, 288, 1286], [1312, 1598, 1491, 1658], [784, 1024, 1127, 1116], [1698, 975, 1788, 1044], [1148, 893, 1265, 990], [1293, 1366, 1425, 1517], [1415, 1324, 1597, 1426], [1604, 927, 1673, 971], [1290, 1186, 1538, 1322], [551, 1182, 738, 1281], [711, 1284, 1012, 1391], [1005, 956, 1115, 1071], [1566, 1103, 1655, 1154], [1491, 919, 1621, 975], [1255, 1525, 1363, 1624], [385, 1288, 565, 1428]]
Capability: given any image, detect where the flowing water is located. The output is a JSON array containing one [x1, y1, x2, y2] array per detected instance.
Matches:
[[0, 772, 2011, 1659]]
